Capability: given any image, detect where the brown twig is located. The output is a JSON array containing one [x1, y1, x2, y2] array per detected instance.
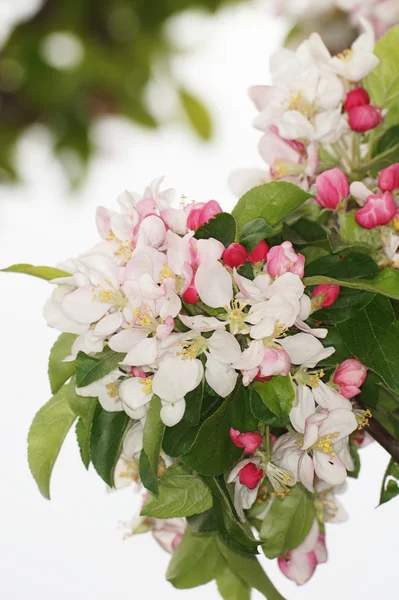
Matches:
[[367, 418, 399, 463]]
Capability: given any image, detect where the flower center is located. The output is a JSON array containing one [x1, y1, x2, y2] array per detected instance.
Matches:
[[266, 462, 294, 498], [337, 48, 354, 62], [314, 433, 339, 458], [139, 377, 153, 395], [354, 407, 372, 430]]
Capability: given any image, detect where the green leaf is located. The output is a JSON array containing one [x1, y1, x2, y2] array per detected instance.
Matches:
[[67, 379, 97, 428], [90, 403, 130, 487], [248, 386, 289, 427], [358, 373, 399, 439], [305, 252, 379, 280], [380, 458, 399, 505], [232, 182, 312, 229], [347, 442, 361, 479], [260, 485, 315, 559], [283, 218, 327, 246], [141, 463, 213, 519], [181, 382, 257, 476], [238, 218, 274, 252], [205, 476, 259, 554], [28, 383, 77, 499], [304, 257, 399, 302], [319, 327, 351, 366], [194, 212, 237, 247], [216, 564, 250, 600], [338, 212, 380, 251], [179, 88, 212, 141], [75, 346, 125, 387], [376, 125, 399, 154], [216, 538, 286, 600], [337, 296, 399, 395], [365, 25, 399, 108], [187, 508, 218, 533], [312, 288, 376, 325], [357, 142, 399, 176], [1, 263, 70, 280], [253, 376, 295, 419], [166, 530, 224, 589], [139, 396, 165, 493], [75, 417, 92, 469], [48, 333, 77, 394]]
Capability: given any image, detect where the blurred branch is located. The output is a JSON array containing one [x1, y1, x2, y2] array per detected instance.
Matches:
[[0, 0, 243, 186]]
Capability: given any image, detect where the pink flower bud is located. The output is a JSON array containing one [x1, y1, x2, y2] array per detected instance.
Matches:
[[266, 241, 305, 278], [333, 358, 367, 399], [348, 104, 382, 132], [186, 200, 222, 230], [311, 284, 340, 309], [230, 428, 263, 454], [315, 168, 349, 210], [238, 462, 264, 489], [378, 163, 399, 192], [182, 280, 199, 304], [259, 347, 291, 378], [254, 372, 272, 383], [344, 88, 370, 113], [247, 240, 269, 263], [130, 367, 149, 378], [355, 192, 396, 229], [222, 243, 248, 268]]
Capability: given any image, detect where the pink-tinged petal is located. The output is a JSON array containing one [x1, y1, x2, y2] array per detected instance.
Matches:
[[136, 215, 167, 249], [96, 206, 114, 239], [156, 316, 175, 341], [313, 452, 347, 486], [278, 333, 325, 366], [229, 428, 262, 454], [238, 462, 264, 489], [233, 270, 264, 301], [355, 192, 396, 229], [379, 163, 399, 193], [333, 358, 367, 398], [195, 261, 233, 308], [296, 519, 319, 553], [314, 533, 328, 564], [278, 550, 318, 586], [335, 438, 355, 472], [62, 285, 111, 325], [298, 452, 315, 492], [312, 380, 353, 411], [160, 207, 187, 235], [233, 340, 264, 371], [248, 85, 274, 111], [258, 129, 301, 166], [259, 347, 291, 377], [123, 337, 159, 366], [348, 104, 382, 132], [344, 88, 370, 112], [266, 241, 305, 278], [302, 413, 326, 450], [159, 288, 181, 320]]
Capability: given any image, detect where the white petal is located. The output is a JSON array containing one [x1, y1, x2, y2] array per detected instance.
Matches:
[[123, 421, 144, 458], [178, 314, 226, 332], [43, 297, 88, 334], [313, 453, 347, 487], [93, 312, 123, 336], [266, 272, 304, 300], [319, 408, 357, 442], [108, 328, 148, 352], [298, 452, 315, 493], [195, 238, 225, 263], [119, 377, 153, 410], [290, 384, 316, 434], [123, 337, 159, 366], [233, 340, 264, 370], [294, 318, 327, 339], [205, 354, 238, 398], [195, 261, 233, 308], [62, 285, 111, 325], [160, 399, 186, 427], [152, 356, 203, 403], [312, 380, 352, 411], [208, 330, 241, 364]]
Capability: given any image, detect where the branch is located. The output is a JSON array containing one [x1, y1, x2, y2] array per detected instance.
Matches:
[[367, 418, 399, 463]]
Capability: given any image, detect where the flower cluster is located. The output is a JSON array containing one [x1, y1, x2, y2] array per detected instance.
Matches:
[[232, 21, 380, 196], [271, 0, 399, 40]]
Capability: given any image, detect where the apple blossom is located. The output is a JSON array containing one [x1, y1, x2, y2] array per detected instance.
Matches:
[[266, 241, 305, 278], [247, 240, 269, 263], [230, 428, 263, 454], [222, 243, 248, 268], [355, 192, 396, 228], [348, 104, 382, 132], [278, 520, 327, 585], [186, 200, 222, 230], [379, 163, 399, 192], [333, 359, 368, 398], [344, 87, 370, 112], [311, 284, 341, 309], [315, 168, 349, 210]]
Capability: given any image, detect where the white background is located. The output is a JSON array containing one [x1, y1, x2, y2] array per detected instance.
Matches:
[[0, 2, 397, 599]]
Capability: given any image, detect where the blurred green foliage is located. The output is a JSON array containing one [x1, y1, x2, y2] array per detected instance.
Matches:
[[0, 0, 242, 185]]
